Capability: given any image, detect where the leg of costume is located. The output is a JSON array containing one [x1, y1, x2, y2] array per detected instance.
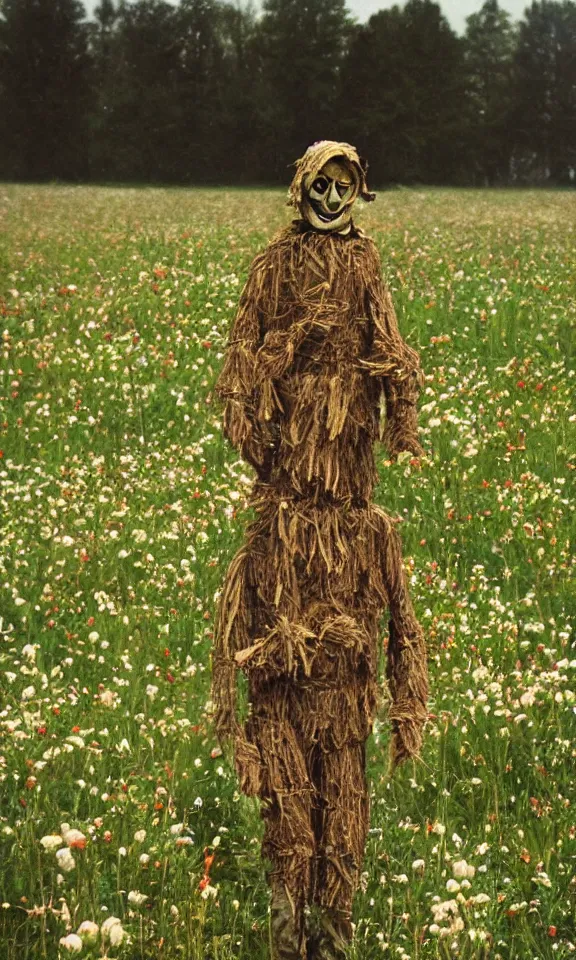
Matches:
[[212, 142, 428, 959]]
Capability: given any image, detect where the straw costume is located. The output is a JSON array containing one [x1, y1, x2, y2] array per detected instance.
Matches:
[[212, 141, 428, 960]]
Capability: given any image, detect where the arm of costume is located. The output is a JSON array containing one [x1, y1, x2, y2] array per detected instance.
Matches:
[[361, 240, 424, 459], [214, 251, 278, 482], [382, 520, 429, 770]]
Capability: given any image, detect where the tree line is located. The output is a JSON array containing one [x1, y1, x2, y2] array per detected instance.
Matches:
[[0, 0, 575, 187]]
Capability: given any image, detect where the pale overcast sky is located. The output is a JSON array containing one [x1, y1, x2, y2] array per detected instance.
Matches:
[[83, 1, 530, 34]]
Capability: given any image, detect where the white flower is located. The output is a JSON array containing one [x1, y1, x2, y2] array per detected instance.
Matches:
[[134, 830, 146, 843], [61, 536, 75, 547], [21, 644, 37, 661], [200, 883, 218, 900], [22, 686, 35, 701], [175, 836, 193, 847], [453, 859, 476, 880], [431, 900, 459, 922], [533, 872, 552, 888], [412, 859, 425, 872], [101, 916, 125, 945], [66, 736, 85, 749], [139, 853, 150, 865], [508, 901, 528, 914], [77, 920, 99, 944], [127, 890, 147, 906], [431, 821, 446, 836], [145, 684, 158, 699], [88, 631, 100, 642], [61, 825, 86, 848], [59, 933, 83, 953], [56, 848, 76, 872], [132, 529, 147, 543], [471, 893, 491, 905], [40, 834, 63, 851], [170, 823, 184, 836], [446, 878, 460, 893]]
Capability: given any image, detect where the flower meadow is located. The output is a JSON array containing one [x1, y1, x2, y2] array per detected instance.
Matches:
[[0, 184, 574, 960]]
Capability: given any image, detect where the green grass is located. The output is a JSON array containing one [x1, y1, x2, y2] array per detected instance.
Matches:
[[0, 184, 574, 959]]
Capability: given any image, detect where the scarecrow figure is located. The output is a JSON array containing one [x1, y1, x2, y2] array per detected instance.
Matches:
[[212, 141, 428, 960]]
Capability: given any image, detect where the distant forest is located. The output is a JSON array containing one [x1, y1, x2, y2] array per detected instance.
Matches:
[[1, 0, 575, 186]]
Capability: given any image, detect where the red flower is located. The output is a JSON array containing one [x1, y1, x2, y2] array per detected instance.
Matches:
[[198, 848, 216, 891]]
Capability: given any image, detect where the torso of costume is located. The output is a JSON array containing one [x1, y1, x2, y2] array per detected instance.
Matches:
[[212, 217, 428, 956]]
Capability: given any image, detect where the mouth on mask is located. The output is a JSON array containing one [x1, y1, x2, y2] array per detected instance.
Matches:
[[308, 197, 353, 223]]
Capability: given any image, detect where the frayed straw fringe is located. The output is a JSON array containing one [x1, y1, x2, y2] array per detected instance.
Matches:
[[212, 223, 428, 814], [213, 493, 427, 772]]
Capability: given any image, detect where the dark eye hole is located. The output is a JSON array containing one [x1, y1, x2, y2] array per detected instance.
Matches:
[[336, 182, 351, 198], [312, 177, 328, 193]]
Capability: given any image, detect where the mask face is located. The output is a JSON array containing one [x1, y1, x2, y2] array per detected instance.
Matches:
[[301, 158, 360, 232]]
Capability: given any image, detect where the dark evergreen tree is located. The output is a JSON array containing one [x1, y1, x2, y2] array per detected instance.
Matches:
[[87, 0, 120, 179], [176, 0, 254, 182], [340, 0, 467, 185], [0, 0, 92, 180], [511, 0, 576, 183], [96, 0, 184, 182], [463, 0, 516, 184], [216, 2, 261, 182], [85, 0, 257, 183], [255, 0, 353, 181]]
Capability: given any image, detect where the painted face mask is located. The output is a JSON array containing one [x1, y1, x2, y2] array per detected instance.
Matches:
[[288, 140, 375, 233], [302, 158, 360, 232]]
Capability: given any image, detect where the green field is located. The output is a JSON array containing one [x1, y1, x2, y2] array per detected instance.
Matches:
[[0, 185, 575, 959]]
